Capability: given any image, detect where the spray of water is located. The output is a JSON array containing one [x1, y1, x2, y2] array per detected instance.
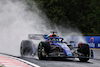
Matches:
[[54, 26, 87, 45], [0, 0, 51, 56], [0, 0, 86, 56]]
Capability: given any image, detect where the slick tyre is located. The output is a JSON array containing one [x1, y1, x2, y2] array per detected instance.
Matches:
[[38, 42, 50, 60], [20, 40, 33, 57], [78, 43, 90, 62]]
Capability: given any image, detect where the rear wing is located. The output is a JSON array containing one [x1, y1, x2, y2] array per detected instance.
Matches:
[[28, 34, 48, 40]]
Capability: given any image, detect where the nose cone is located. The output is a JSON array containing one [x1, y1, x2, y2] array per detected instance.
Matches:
[[54, 43, 72, 57]]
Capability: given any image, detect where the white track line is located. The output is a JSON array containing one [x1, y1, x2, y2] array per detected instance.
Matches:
[[0, 54, 40, 67], [12, 57, 40, 67]]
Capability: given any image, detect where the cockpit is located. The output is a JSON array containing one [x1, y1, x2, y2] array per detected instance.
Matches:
[[48, 37, 64, 43]]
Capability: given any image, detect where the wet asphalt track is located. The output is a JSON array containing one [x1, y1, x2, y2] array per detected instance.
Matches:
[[21, 49, 100, 67]]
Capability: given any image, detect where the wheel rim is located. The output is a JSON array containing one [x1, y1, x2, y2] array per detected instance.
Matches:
[[38, 45, 46, 58], [41, 47, 46, 57]]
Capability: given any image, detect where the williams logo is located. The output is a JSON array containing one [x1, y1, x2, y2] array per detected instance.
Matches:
[[89, 37, 94, 43], [88, 37, 95, 48]]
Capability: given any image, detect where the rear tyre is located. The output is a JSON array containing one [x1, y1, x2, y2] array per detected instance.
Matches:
[[77, 43, 90, 62], [20, 40, 34, 57], [38, 42, 50, 60]]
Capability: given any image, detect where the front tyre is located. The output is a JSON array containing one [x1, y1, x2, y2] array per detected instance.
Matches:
[[79, 58, 89, 62], [38, 42, 50, 60], [78, 43, 90, 62], [38, 45, 46, 60]]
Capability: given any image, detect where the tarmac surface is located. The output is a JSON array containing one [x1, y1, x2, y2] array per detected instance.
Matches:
[[0, 49, 99, 67]]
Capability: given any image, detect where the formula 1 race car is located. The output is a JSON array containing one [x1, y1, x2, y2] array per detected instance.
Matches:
[[20, 32, 93, 62]]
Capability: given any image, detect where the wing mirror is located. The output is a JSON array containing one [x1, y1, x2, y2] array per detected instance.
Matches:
[[61, 38, 64, 43]]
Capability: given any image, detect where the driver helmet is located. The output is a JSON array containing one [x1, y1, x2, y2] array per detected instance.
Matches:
[[49, 32, 57, 37]]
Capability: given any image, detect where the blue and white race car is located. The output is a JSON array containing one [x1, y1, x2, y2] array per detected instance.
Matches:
[[20, 32, 93, 62]]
